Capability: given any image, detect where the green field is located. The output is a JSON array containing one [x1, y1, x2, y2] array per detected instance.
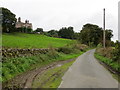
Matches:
[[2, 33, 75, 48]]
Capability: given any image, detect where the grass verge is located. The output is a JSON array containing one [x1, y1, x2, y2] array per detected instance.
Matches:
[[94, 53, 119, 71], [94, 53, 120, 82], [2, 51, 84, 82], [32, 60, 75, 88]]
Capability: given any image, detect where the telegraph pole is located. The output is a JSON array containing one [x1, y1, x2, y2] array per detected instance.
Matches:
[[103, 8, 106, 48]]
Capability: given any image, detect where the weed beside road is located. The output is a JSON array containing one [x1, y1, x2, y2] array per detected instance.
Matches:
[[2, 51, 84, 82], [95, 47, 120, 82], [32, 60, 75, 88], [94, 53, 119, 72]]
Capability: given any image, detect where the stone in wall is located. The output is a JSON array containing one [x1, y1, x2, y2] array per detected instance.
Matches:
[[2, 48, 50, 58]]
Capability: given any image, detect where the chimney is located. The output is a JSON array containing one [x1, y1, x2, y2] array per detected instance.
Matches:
[[18, 17, 21, 22]]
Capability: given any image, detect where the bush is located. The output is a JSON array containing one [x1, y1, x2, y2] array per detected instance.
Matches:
[[95, 47, 113, 59], [57, 43, 88, 54], [73, 43, 88, 51], [57, 47, 73, 54], [112, 41, 120, 62], [97, 43, 102, 48]]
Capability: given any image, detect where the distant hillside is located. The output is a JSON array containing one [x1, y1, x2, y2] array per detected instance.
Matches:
[[2, 33, 75, 48]]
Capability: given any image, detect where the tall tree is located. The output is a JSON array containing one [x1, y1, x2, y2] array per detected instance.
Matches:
[[47, 30, 58, 37], [105, 29, 113, 41], [80, 23, 113, 46], [34, 28, 43, 34], [58, 26, 74, 39], [1, 8, 17, 33], [73, 32, 80, 40]]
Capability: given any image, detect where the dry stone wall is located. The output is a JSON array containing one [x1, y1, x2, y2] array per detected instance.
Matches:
[[2, 48, 50, 58]]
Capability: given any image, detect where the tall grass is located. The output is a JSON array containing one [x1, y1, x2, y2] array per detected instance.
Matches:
[[2, 50, 84, 82], [94, 53, 120, 72]]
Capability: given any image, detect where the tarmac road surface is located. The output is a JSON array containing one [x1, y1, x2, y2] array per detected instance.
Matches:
[[59, 49, 118, 88]]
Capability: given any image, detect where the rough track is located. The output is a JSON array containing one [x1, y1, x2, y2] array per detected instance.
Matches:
[[3, 59, 75, 88]]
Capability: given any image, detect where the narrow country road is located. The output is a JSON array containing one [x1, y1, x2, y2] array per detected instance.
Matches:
[[59, 49, 118, 88]]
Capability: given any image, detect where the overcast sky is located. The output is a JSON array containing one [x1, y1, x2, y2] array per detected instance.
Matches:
[[1, 0, 119, 41]]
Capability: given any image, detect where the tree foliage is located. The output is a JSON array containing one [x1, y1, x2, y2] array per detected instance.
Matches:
[[80, 23, 113, 46], [1, 7, 17, 33], [58, 26, 74, 39], [73, 33, 80, 40], [47, 30, 58, 37], [112, 41, 120, 62], [34, 28, 43, 34]]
